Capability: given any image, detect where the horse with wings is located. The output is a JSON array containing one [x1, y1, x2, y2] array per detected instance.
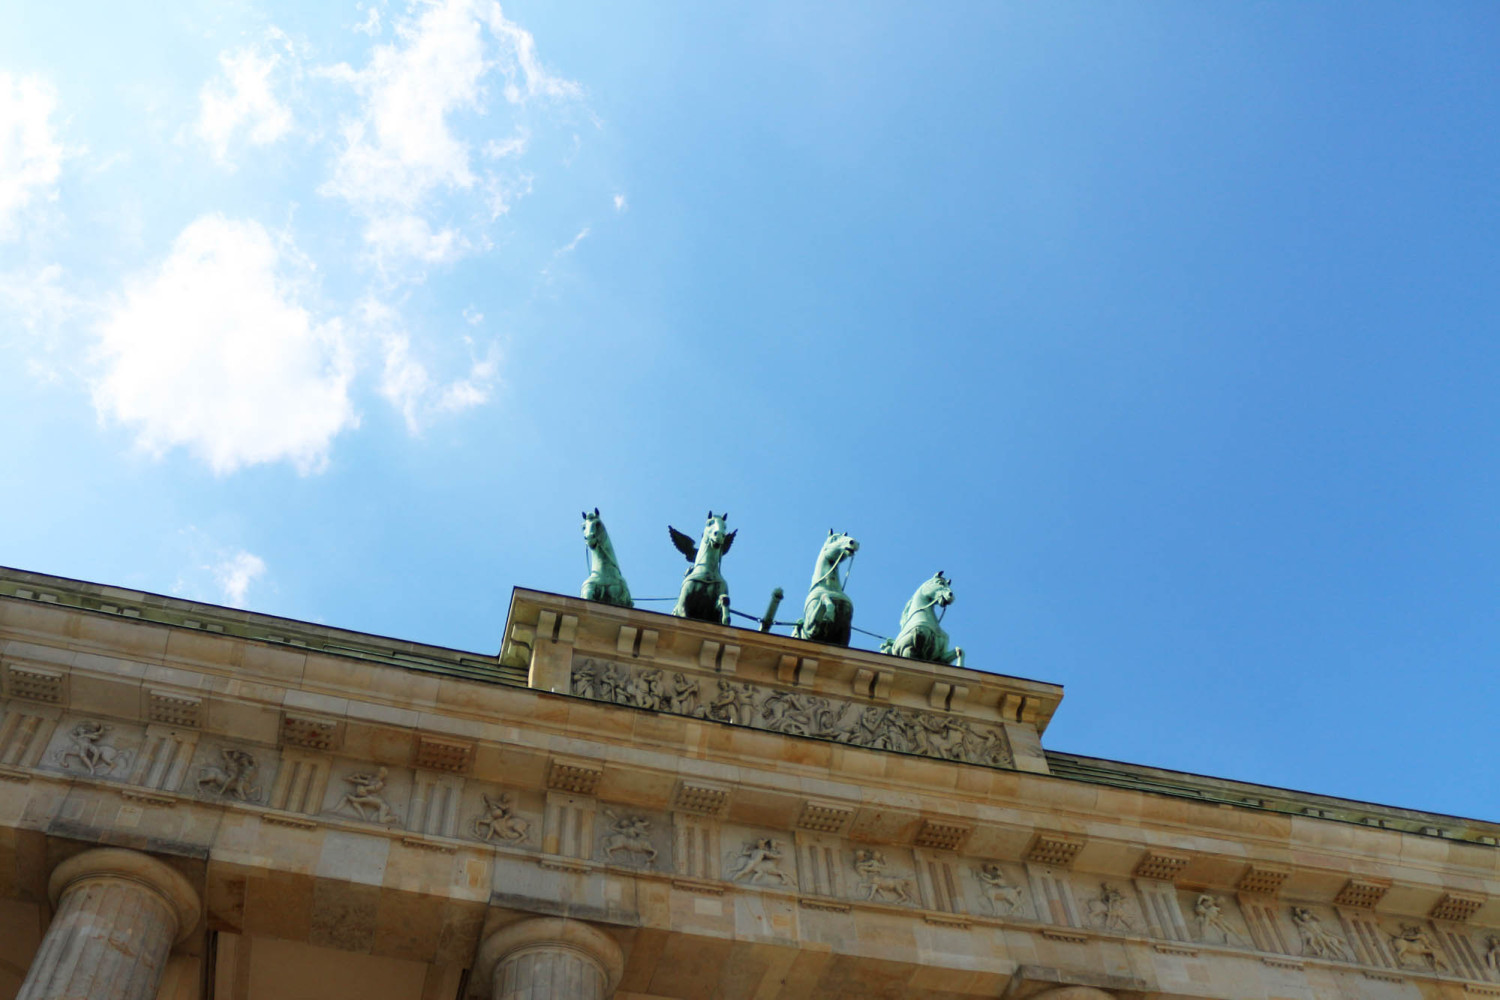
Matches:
[[669, 511, 736, 624]]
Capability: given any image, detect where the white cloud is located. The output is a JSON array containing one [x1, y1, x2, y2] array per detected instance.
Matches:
[[212, 550, 267, 606], [321, 0, 579, 269], [613, 193, 627, 212], [93, 214, 357, 474], [0, 72, 64, 239], [462, 305, 483, 325], [556, 226, 589, 254], [363, 213, 469, 270], [197, 37, 295, 165], [363, 297, 498, 433], [354, 5, 383, 35]]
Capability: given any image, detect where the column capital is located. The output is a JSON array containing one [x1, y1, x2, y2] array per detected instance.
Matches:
[[475, 917, 624, 996], [47, 848, 201, 944]]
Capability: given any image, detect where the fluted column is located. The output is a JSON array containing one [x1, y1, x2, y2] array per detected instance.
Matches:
[[18, 848, 200, 1000], [476, 918, 624, 1000]]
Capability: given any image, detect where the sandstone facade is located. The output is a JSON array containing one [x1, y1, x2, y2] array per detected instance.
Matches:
[[0, 570, 1495, 999]]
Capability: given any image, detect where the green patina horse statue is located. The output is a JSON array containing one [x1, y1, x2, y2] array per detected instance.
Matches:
[[669, 512, 736, 625], [580, 509, 633, 608], [794, 530, 860, 645], [883, 572, 964, 666]]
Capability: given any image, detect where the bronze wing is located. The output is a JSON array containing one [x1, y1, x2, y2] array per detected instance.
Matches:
[[720, 529, 737, 556], [668, 526, 698, 563]]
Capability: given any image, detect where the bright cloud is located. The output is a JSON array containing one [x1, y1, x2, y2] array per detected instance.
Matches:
[[322, 0, 579, 268], [212, 550, 267, 606], [364, 297, 498, 432], [613, 193, 627, 212], [0, 72, 63, 239], [93, 214, 357, 474], [197, 37, 294, 165]]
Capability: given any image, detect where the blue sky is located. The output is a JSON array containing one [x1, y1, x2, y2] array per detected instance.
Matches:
[[1, 2, 1497, 819]]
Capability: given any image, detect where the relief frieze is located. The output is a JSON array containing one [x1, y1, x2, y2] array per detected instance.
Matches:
[[569, 656, 1013, 769]]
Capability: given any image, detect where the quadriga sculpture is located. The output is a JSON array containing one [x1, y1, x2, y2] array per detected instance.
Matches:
[[883, 571, 964, 666], [669, 512, 736, 624], [580, 508, 632, 608], [793, 530, 859, 645]]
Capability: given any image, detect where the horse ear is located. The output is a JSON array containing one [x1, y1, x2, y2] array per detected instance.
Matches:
[[829, 528, 834, 535], [594, 506, 599, 517], [581, 511, 587, 520], [706, 510, 712, 520]]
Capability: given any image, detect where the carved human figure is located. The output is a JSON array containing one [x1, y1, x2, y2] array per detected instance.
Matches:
[[1290, 906, 1350, 960], [729, 838, 792, 885], [1193, 894, 1244, 945], [668, 512, 736, 623], [1087, 882, 1133, 932], [196, 748, 261, 801], [1389, 923, 1449, 972], [1486, 935, 1500, 974], [882, 571, 963, 666], [853, 849, 910, 903], [975, 863, 1022, 915], [473, 792, 529, 843], [793, 530, 859, 646], [59, 721, 129, 775], [666, 673, 699, 715], [340, 766, 399, 824], [580, 508, 633, 608], [602, 811, 657, 867]]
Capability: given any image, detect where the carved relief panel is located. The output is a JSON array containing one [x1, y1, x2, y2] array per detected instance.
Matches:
[[966, 859, 1033, 920], [594, 806, 670, 870]]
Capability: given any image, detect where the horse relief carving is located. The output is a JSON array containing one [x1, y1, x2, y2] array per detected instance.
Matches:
[[58, 721, 130, 776], [581, 509, 633, 608], [473, 792, 529, 843], [729, 838, 793, 886], [669, 512, 736, 624], [794, 530, 859, 645], [975, 863, 1022, 915], [602, 811, 657, 867], [853, 849, 911, 903], [882, 572, 963, 666], [197, 748, 262, 802], [1389, 924, 1449, 972], [570, 658, 1013, 769]]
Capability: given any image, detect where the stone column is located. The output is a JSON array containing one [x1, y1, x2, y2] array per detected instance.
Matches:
[[476, 918, 624, 1000], [17, 848, 201, 1000]]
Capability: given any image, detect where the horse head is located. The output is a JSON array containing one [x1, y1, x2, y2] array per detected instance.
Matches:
[[925, 571, 955, 608], [702, 512, 733, 552], [581, 508, 605, 549], [821, 529, 860, 564]]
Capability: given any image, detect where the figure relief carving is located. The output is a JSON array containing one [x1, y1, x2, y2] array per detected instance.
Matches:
[[1485, 934, 1500, 975], [339, 766, 400, 824], [669, 512, 736, 624], [1290, 906, 1351, 961], [729, 838, 792, 885], [881, 572, 963, 666], [58, 721, 130, 776], [1193, 893, 1245, 945], [853, 849, 911, 904], [580, 509, 633, 608], [569, 658, 1013, 770], [473, 792, 529, 843], [196, 748, 262, 802], [602, 811, 657, 867], [975, 863, 1022, 915], [1389, 923, 1449, 972], [1086, 882, 1133, 932], [793, 530, 859, 646]]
